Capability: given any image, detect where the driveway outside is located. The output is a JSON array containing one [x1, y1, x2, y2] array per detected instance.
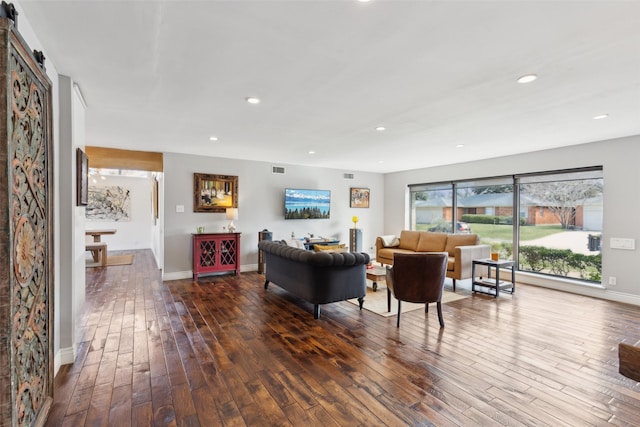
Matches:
[[523, 230, 601, 255]]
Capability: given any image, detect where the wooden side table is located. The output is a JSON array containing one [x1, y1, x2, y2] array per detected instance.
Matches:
[[472, 259, 515, 297]]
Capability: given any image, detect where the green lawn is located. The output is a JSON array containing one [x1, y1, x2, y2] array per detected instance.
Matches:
[[417, 223, 564, 241], [471, 223, 564, 240]]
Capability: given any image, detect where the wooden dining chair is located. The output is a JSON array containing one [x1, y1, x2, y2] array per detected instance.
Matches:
[[385, 252, 448, 328]]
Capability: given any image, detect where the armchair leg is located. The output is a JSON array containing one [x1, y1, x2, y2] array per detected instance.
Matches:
[[437, 301, 444, 328], [425, 303, 429, 313], [313, 304, 320, 319], [397, 300, 402, 327], [387, 288, 392, 312], [452, 279, 456, 292]]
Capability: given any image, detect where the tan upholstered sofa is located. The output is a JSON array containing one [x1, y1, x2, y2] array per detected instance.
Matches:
[[375, 230, 490, 291]]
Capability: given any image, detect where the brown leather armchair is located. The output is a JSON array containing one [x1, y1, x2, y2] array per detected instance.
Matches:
[[385, 252, 448, 328]]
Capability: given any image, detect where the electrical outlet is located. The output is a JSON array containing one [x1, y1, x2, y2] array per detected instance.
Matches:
[[609, 276, 617, 286]]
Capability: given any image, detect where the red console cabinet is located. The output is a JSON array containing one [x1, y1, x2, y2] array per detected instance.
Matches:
[[192, 232, 241, 279]]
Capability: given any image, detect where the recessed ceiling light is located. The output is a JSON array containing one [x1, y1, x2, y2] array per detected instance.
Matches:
[[375, 126, 386, 131], [517, 74, 537, 84], [209, 136, 218, 141], [246, 96, 260, 104], [593, 114, 609, 120], [456, 144, 465, 148], [378, 160, 384, 164], [308, 150, 316, 155], [358, 0, 371, 2]]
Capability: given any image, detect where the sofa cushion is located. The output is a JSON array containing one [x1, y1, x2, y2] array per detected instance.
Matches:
[[416, 232, 448, 252], [444, 234, 479, 256], [378, 247, 416, 261], [398, 230, 422, 250]]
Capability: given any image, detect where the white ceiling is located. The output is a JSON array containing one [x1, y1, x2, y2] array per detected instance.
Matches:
[[18, 0, 640, 173]]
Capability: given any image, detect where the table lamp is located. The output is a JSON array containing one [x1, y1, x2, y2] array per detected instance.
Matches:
[[226, 208, 238, 232]]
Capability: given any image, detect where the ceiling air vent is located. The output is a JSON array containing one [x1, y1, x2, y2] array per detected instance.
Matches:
[[272, 166, 285, 174], [343, 173, 355, 180]]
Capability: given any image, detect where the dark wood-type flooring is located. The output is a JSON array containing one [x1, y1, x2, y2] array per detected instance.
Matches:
[[46, 249, 640, 426]]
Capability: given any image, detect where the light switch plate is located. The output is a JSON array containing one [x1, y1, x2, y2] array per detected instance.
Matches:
[[610, 237, 635, 250], [176, 204, 185, 213]]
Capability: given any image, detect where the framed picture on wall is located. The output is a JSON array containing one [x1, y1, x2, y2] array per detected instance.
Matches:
[[76, 148, 88, 206], [152, 177, 159, 222], [350, 187, 370, 208], [194, 173, 238, 212]]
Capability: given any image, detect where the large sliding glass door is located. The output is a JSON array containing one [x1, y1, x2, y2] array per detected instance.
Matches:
[[409, 167, 603, 283]]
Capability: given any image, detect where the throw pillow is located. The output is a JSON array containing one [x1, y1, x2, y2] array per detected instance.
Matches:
[[314, 243, 346, 252], [285, 239, 306, 249], [380, 235, 400, 247]]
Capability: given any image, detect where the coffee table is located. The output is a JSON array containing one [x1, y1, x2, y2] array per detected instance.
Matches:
[[366, 266, 387, 291]]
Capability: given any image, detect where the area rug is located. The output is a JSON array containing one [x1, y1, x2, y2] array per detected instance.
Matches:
[[86, 254, 134, 268], [348, 285, 470, 317]]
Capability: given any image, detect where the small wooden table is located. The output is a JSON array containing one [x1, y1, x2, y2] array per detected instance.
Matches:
[[86, 229, 116, 242], [366, 266, 387, 291], [85, 229, 116, 264], [472, 258, 515, 298]]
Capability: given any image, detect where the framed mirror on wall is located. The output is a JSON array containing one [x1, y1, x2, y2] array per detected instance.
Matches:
[[193, 173, 238, 213]]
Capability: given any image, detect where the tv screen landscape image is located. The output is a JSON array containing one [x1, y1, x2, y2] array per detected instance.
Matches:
[[285, 188, 331, 219]]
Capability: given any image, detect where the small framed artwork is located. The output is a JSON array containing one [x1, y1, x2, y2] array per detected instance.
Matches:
[[76, 148, 88, 206], [350, 187, 370, 208], [194, 173, 238, 212]]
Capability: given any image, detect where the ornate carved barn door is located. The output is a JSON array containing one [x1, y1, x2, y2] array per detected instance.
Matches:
[[0, 9, 54, 427]]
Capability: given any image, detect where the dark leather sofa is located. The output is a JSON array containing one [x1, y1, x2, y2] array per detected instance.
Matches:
[[258, 240, 370, 319]]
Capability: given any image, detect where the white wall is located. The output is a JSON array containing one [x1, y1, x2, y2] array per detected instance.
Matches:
[[384, 135, 640, 304], [86, 175, 155, 251], [163, 153, 385, 279], [56, 75, 87, 369]]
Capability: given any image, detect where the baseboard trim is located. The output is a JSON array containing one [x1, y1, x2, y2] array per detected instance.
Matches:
[[54, 344, 77, 375], [515, 271, 640, 306], [163, 264, 258, 281]]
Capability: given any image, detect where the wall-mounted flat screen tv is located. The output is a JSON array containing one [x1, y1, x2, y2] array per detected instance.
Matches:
[[285, 188, 331, 219]]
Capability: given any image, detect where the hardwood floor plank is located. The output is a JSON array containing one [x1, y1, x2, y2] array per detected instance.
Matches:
[[169, 383, 197, 423], [150, 374, 176, 426], [45, 249, 640, 426], [84, 382, 113, 427], [131, 363, 152, 406], [108, 384, 133, 425], [131, 402, 153, 426]]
